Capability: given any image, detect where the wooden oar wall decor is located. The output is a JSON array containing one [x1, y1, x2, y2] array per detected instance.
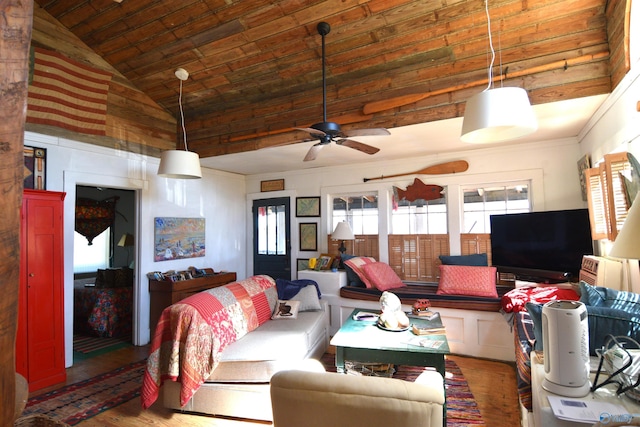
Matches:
[[363, 160, 469, 182]]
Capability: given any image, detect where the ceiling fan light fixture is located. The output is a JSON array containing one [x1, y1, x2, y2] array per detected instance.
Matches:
[[158, 67, 202, 179], [461, 87, 538, 143], [460, 0, 537, 144]]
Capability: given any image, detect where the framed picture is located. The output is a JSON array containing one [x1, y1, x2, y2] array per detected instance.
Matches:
[[296, 197, 320, 217], [318, 254, 334, 270], [260, 179, 285, 192], [24, 145, 46, 190], [296, 258, 310, 272], [299, 222, 317, 251], [154, 217, 205, 262], [577, 154, 591, 201]]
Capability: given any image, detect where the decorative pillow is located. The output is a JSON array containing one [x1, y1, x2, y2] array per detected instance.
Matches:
[[526, 301, 640, 356], [579, 282, 640, 314], [341, 254, 365, 287], [289, 285, 322, 311], [343, 256, 377, 289], [361, 262, 406, 291], [439, 253, 488, 266], [272, 300, 300, 319], [275, 278, 321, 300], [436, 265, 498, 297]]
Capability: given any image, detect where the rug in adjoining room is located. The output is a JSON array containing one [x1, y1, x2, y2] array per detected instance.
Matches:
[[73, 334, 132, 361]]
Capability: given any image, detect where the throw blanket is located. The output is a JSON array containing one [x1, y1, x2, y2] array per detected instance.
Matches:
[[141, 275, 277, 409]]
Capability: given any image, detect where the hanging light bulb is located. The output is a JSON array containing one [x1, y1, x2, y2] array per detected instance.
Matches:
[[157, 68, 202, 179], [460, 0, 537, 144]]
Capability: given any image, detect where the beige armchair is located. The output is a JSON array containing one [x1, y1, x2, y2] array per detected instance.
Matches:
[[270, 368, 445, 427]]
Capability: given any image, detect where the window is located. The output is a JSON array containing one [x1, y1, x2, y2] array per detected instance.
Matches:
[[74, 228, 110, 273], [332, 194, 378, 235], [392, 195, 447, 234], [257, 204, 286, 255], [462, 183, 530, 233]]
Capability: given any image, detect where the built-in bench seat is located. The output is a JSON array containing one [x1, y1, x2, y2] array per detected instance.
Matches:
[[340, 282, 513, 312]]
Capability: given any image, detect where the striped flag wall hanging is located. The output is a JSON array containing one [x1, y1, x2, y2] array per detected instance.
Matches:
[[27, 47, 112, 136]]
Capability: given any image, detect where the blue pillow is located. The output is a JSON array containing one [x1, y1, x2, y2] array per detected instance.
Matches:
[[439, 253, 488, 266], [526, 301, 640, 356], [579, 282, 640, 314], [341, 254, 365, 287]]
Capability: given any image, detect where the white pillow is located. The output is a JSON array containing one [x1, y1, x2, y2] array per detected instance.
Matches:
[[293, 285, 322, 311]]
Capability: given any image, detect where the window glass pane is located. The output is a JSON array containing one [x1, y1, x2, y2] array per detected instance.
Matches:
[[258, 204, 286, 255], [332, 194, 378, 234], [391, 194, 447, 234], [462, 183, 530, 233], [74, 229, 110, 273]]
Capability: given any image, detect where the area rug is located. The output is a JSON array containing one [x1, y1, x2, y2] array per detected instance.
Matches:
[[18, 359, 146, 426], [321, 353, 485, 426], [18, 354, 483, 426], [73, 334, 132, 361]]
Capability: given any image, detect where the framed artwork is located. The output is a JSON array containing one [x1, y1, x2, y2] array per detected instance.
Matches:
[[260, 179, 285, 192], [296, 258, 310, 272], [296, 197, 320, 217], [24, 145, 46, 190], [577, 154, 591, 201], [317, 254, 334, 270], [299, 222, 317, 251], [154, 217, 205, 261]]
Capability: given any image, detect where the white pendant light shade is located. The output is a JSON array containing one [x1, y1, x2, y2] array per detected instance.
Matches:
[[157, 150, 202, 179], [461, 87, 538, 143]]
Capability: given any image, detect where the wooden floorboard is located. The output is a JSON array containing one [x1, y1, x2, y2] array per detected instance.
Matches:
[[27, 345, 522, 426]]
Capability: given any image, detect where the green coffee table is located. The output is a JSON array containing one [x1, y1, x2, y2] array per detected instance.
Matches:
[[330, 308, 450, 376]]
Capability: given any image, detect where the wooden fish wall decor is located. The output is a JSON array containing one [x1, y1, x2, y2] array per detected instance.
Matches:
[[393, 179, 444, 203]]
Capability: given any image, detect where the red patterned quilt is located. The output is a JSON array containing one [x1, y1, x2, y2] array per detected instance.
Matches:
[[141, 275, 277, 409]]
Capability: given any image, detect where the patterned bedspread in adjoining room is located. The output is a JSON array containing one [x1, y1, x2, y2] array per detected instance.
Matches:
[[74, 279, 132, 338]]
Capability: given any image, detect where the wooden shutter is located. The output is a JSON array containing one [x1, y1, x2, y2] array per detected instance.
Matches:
[[327, 235, 379, 259], [586, 152, 631, 241], [460, 233, 492, 265], [388, 234, 449, 282]]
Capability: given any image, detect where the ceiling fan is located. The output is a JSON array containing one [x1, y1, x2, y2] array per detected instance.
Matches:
[[297, 22, 390, 162]]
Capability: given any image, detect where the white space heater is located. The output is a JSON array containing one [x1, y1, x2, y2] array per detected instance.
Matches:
[[542, 300, 591, 397]]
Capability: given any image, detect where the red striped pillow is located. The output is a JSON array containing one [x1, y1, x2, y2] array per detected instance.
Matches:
[[343, 256, 377, 288], [436, 265, 498, 298]]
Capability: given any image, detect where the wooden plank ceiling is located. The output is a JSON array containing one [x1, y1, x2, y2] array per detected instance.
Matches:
[[34, 0, 611, 158]]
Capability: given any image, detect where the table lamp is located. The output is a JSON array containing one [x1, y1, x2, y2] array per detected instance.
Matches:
[[332, 221, 355, 255], [609, 193, 640, 290], [118, 232, 134, 267]]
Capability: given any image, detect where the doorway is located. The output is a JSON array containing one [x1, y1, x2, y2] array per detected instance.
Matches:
[[253, 197, 291, 280], [72, 186, 136, 360]]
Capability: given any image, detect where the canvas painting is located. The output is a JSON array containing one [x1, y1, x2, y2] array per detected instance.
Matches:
[[154, 217, 205, 261]]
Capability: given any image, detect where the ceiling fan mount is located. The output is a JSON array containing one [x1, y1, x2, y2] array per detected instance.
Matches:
[[295, 22, 390, 161]]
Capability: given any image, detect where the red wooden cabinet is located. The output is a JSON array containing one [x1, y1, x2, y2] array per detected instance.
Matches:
[[16, 189, 67, 392]]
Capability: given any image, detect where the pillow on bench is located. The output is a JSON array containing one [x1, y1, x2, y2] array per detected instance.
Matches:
[[436, 265, 498, 298]]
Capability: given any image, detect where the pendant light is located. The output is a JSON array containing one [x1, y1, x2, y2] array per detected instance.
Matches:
[[460, 0, 537, 144], [157, 68, 202, 179]]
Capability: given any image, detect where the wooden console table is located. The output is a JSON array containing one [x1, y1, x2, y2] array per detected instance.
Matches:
[[149, 271, 236, 333]]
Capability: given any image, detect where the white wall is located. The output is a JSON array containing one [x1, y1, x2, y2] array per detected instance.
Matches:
[[24, 132, 247, 367], [245, 138, 586, 272]]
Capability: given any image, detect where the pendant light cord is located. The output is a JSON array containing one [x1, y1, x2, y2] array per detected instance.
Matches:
[[484, 0, 496, 91], [178, 78, 189, 151]]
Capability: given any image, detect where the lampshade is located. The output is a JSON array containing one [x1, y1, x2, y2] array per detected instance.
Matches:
[[461, 87, 538, 143], [118, 232, 134, 247], [157, 67, 202, 179], [609, 194, 640, 259], [332, 221, 355, 240], [157, 150, 202, 179]]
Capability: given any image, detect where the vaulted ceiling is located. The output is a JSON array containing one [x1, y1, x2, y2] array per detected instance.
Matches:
[[34, 0, 614, 168]]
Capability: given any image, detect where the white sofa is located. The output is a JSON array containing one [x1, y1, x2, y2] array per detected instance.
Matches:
[[161, 278, 330, 421]]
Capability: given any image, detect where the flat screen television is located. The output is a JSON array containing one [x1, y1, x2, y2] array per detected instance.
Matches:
[[489, 209, 594, 283]]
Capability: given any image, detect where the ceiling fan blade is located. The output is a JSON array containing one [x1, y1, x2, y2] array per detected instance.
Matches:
[[295, 127, 327, 137], [303, 144, 325, 161], [336, 139, 380, 155], [343, 128, 390, 137]]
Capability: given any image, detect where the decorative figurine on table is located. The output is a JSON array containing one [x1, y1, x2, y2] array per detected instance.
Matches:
[[378, 291, 410, 330]]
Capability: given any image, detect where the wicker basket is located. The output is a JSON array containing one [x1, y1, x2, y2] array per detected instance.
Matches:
[[345, 361, 395, 377], [14, 415, 70, 427]]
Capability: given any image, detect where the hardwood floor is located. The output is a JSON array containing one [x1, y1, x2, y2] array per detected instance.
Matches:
[[27, 345, 521, 426]]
